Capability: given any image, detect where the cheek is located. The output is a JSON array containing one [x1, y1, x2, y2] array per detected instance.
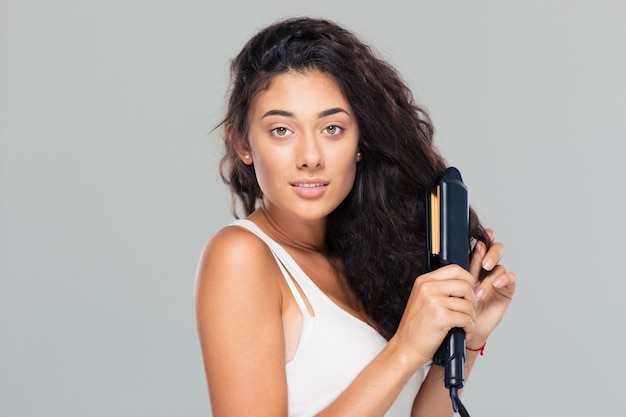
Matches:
[[331, 142, 359, 189], [251, 161, 271, 190], [250, 150, 286, 192], [335, 157, 358, 192]]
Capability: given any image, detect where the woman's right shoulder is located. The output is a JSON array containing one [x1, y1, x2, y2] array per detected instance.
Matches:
[[201, 224, 270, 265], [195, 223, 282, 296], [206, 223, 260, 250]]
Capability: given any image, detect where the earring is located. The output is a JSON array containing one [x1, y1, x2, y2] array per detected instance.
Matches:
[[244, 154, 250, 160], [356, 152, 362, 161]]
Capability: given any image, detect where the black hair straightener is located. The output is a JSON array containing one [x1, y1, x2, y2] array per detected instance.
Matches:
[[426, 166, 471, 417]]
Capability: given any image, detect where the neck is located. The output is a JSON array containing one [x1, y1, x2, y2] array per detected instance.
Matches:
[[249, 205, 327, 253]]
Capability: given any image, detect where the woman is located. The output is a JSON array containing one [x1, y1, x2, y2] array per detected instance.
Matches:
[[195, 17, 515, 417]]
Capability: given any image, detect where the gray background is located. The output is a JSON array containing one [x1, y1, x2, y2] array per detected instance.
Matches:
[[1, 0, 624, 416]]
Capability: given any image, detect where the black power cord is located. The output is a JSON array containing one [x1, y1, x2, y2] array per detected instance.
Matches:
[[450, 387, 470, 417]]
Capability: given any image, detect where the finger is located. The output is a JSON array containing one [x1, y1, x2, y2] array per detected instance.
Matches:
[[446, 308, 477, 341], [425, 264, 475, 285], [429, 296, 476, 338], [482, 241, 505, 271], [444, 295, 477, 317], [475, 266, 515, 300], [419, 279, 478, 304], [492, 270, 517, 295], [470, 240, 487, 279]]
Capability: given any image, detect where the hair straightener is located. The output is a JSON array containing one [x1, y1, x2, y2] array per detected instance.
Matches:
[[426, 166, 471, 417]]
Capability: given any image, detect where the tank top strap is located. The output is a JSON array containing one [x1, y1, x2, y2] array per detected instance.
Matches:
[[230, 219, 314, 318]]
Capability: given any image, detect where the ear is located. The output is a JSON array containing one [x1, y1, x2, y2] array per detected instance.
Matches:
[[228, 124, 253, 165]]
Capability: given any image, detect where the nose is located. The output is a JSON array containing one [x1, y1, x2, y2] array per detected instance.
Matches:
[[296, 133, 324, 169]]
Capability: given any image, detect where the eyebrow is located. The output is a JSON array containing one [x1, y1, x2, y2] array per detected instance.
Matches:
[[261, 107, 351, 119]]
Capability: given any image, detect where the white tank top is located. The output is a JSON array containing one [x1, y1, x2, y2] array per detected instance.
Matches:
[[231, 219, 426, 417]]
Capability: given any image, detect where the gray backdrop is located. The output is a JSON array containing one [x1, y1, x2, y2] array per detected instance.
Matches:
[[1, 0, 624, 416]]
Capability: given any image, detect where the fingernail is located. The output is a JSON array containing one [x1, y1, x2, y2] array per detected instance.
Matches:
[[475, 288, 485, 300], [493, 279, 502, 288], [482, 258, 493, 270]]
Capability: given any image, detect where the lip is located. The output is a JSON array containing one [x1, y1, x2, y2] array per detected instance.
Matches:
[[290, 178, 329, 198]]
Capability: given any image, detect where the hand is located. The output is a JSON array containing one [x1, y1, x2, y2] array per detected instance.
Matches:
[[468, 229, 516, 347], [392, 264, 479, 367]]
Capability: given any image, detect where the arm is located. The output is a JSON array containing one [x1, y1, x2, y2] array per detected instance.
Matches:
[[195, 226, 289, 416]]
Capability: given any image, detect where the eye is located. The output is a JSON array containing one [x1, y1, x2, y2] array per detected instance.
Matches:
[[324, 125, 343, 136], [271, 126, 293, 138]]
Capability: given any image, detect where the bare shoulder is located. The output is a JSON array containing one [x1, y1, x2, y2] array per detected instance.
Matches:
[[203, 224, 271, 259], [197, 224, 278, 277], [195, 224, 283, 308]]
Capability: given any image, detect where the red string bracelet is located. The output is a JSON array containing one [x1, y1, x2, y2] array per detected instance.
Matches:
[[466, 341, 486, 356]]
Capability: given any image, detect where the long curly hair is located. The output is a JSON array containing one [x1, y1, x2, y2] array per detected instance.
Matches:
[[218, 17, 490, 339]]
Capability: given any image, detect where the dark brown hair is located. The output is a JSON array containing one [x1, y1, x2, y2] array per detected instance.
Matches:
[[218, 17, 490, 339]]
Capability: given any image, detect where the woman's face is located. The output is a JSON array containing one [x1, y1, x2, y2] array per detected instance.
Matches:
[[243, 70, 360, 223]]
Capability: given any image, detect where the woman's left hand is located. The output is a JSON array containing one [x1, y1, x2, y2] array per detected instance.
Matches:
[[467, 228, 516, 347]]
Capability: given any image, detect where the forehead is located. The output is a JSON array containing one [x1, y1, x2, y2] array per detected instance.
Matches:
[[249, 70, 351, 117]]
